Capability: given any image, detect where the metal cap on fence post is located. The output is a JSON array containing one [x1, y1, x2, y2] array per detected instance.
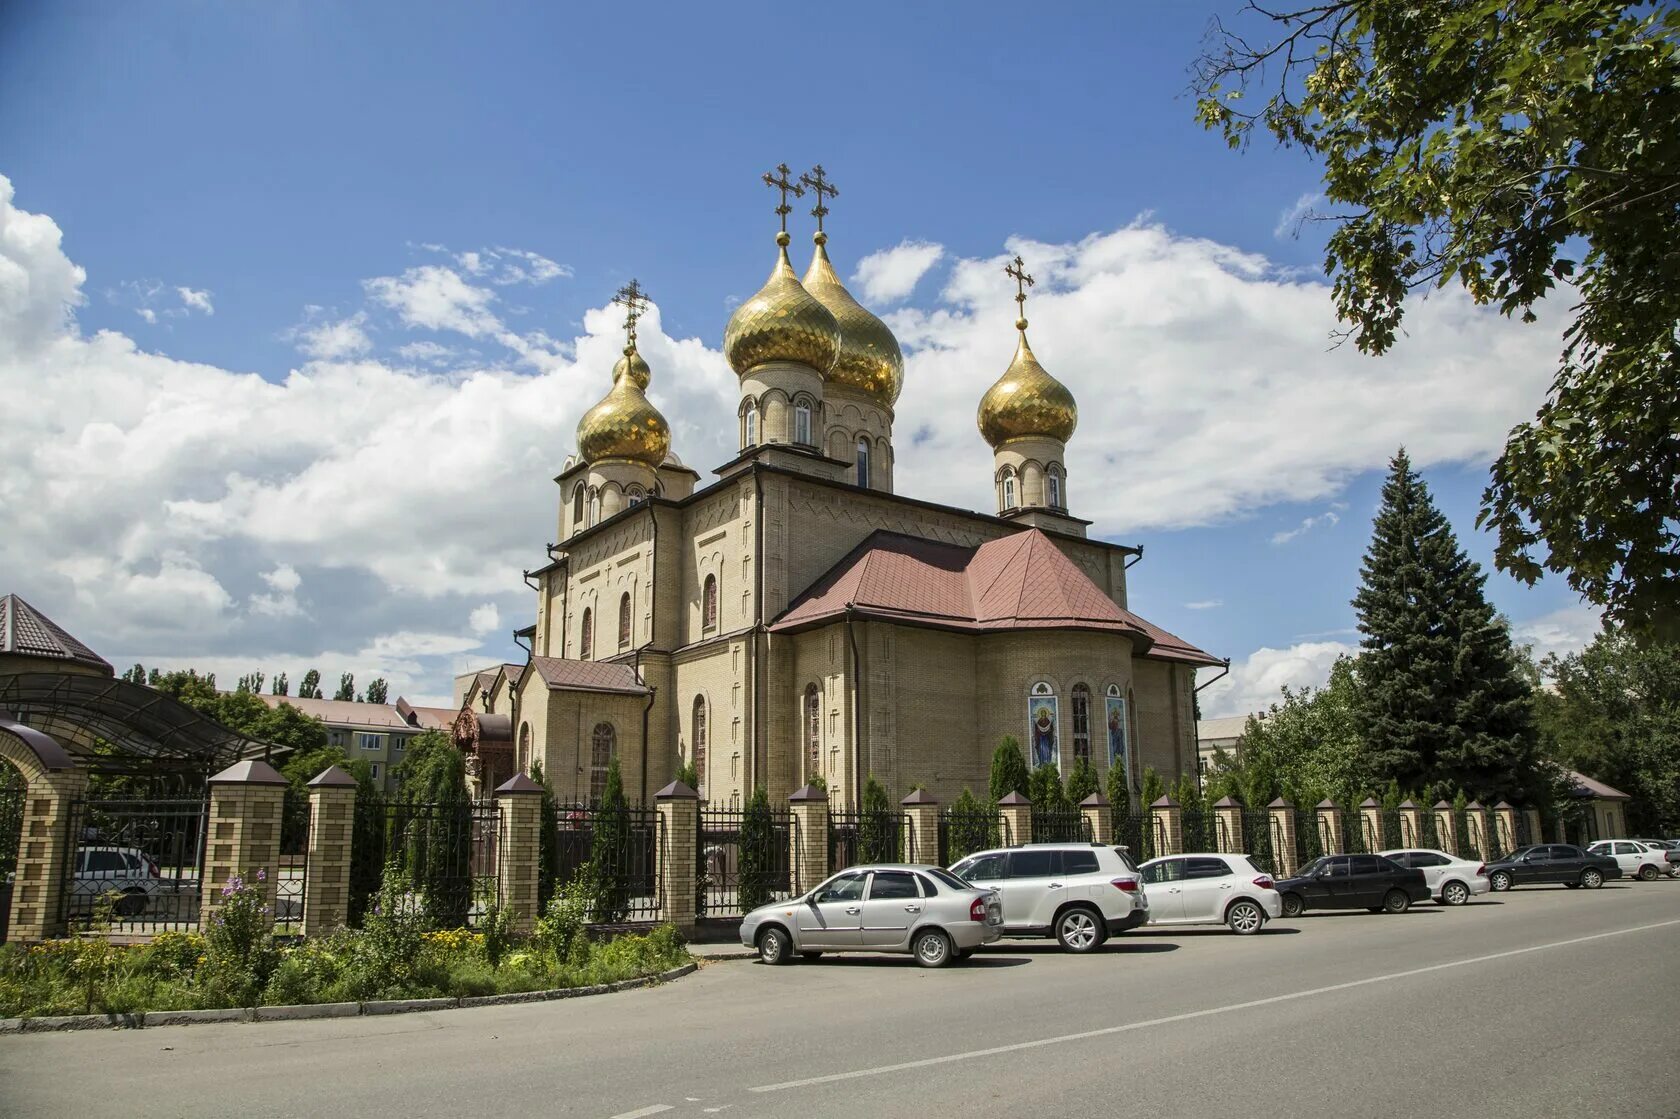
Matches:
[[996, 792, 1031, 849], [1079, 793, 1112, 846], [1432, 801, 1457, 856], [302, 766, 358, 937], [654, 780, 699, 931], [1212, 796, 1244, 855], [1267, 798, 1298, 877], [900, 789, 940, 865], [202, 759, 288, 928], [494, 773, 543, 935], [1315, 799, 1344, 855], [1151, 796, 1182, 856], [788, 786, 830, 893]]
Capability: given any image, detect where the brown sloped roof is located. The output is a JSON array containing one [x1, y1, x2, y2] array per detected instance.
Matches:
[[0, 595, 113, 673], [1569, 770, 1631, 801], [395, 698, 457, 730], [527, 656, 649, 695], [770, 529, 1221, 665], [254, 694, 412, 730]]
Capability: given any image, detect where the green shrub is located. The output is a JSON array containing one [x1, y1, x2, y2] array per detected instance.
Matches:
[[533, 871, 595, 960], [989, 736, 1030, 802], [737, 787, 777, 911], [203, 870, 279, 1007]]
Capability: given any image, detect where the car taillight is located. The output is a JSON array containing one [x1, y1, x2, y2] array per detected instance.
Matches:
[[1252, 876, 1274, 890], [1112, 878, 1139, 892], [969, 897, 988, 922], [1475, 865, 1487, 876]]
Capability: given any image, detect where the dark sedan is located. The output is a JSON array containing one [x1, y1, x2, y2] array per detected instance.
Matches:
[[1484, 844, 1622, 892], [1275, 854, 1431, 917]]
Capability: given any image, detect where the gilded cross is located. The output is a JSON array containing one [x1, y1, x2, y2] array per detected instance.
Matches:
[[1005, 255, 1035, 313], [800, 165, 839, 233], [762, 163, 805, 234], [612, 279, 651, 346]]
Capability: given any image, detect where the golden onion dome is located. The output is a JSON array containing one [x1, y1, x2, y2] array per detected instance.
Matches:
[[977, 320, 1078, 448], [577, 347, 670, 468], [803, 232, 903, 406], [724, 232, 840, 377], [611, 345, 651, 390]]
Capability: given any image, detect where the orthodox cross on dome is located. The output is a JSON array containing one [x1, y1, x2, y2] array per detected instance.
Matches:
[[611, 278, 651, 348], [762, 163, 805, 236], [800, 164, 839, 234], [1005, 255, 1035, 325]]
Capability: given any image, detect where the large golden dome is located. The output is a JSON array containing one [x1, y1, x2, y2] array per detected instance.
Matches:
[[977, 322, 1078, 448], [724, 232, 840, 377], [803, 233, 903, 406], [577, 346, 670, 468]]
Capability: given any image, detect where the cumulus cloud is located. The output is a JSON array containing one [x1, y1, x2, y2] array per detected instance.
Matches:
[[1515, 603, 1603, 665], [177, 286, 214, 315], [289, 310, 371, 360], [853, 240, 944, 303], [468, 602, 500, 636], [1197, 640, 1358, 718], [449, 246, 568, 286]]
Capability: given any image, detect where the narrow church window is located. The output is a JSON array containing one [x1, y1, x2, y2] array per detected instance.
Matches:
[[804, 683, 821, 774], [627, 485, 645, 506], [1071, 683, 1091, 762], [702, 573, 718, 631], [856, 438, 871, 488], [589, 723, 615, 803], [794, 403, 812, 446], [1002, 470, 1017, 509], [572, 484, 584, 528], [1047, 465, 1063, 509], [743, 401, 758, 448], [588, 486, 601, 526], [692, 696, 707, 793], [580, 608, 593, 660], [618, 592, 632, 649]]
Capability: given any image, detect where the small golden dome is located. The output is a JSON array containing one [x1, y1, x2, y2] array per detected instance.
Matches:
[[612, 344, 651, 390], [578, 352, 670, 469], [724, 233, 840, 377], [977, 321, 1078, 448], [803, 233, 903, 406]]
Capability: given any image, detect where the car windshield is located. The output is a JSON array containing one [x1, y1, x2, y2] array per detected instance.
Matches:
[[925, 868, 973, 892], [1110, 847, 1139, 873], [1295, 858, 1324, 878]]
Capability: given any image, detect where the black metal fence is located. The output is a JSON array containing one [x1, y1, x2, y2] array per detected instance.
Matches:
[[1342, 805, 1370, 853], [1113, 810, 1160, 863], [829, 809, 908, 869], [275, 786, 311, 934], [938, 805, 1006, 864], [1241, 809, 1275, 874], [698, 805, 795, 918], [349, 797, 502, 928], [0, 775, 22, 884], [1181, 799, 1211, 853], [61, 795, 207, 932], [552, 803, 661, 923], [1030, 805, 1091, 844]]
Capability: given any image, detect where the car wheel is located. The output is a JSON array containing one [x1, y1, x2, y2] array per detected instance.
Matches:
[[1055, 906, 1103, 953], [1638, 864, 1659, 881], [1442, 880, 1470, 906], [1226, 899, 1265, 935], [1581, 868, 1604, 889], [757, 926, 793, 965], [800, 951, 824, 962], [115, 890, 148, 917], [1383, 889, 1411, 914], [912, 929, 954, 968], [1489, 870, 1513, 892], [1280, 893, 1305, 918]]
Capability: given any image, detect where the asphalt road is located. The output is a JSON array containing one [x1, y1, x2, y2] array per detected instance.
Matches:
[[4, 881, 1678, 1119]]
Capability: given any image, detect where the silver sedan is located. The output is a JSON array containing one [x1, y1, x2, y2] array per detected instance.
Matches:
[[739, 864, 1003, 967]]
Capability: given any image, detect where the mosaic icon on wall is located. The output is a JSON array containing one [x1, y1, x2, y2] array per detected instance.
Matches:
[[1105, 692, 1128, 775], [1028, 690, 1059, 770]]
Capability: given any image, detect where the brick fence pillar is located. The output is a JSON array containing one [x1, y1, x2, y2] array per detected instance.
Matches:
[[1492, 801, 1517, 856], [0, 720, 85, 942], [1152, 796, 1183, 856], [302, 766, 357, 936], [202, 760, 288, 927], [900, 789, 940, 866], [997, 792, 1031, 848], [1397, 800, 1423, 849], [495, 774, 543, 935], [1358, 798, 1382, 851], [1316, 800, 1344, 855], [1080, 793, 1113, 846], [1213, 796, 1244, 854], [655, 780, 699, 929], [1523, 807, 1543, 848], [1268, 798, 1298, 877], [788, 786, 830, 893], [1464, 802, 1489, 858]]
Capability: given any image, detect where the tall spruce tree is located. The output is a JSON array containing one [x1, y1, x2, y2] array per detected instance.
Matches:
[[1352, 450, 1541, 803]]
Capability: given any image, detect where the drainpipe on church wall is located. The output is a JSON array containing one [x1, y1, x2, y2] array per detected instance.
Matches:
[[1190, 658, 1232, 793], [752, 465, 765, 798]]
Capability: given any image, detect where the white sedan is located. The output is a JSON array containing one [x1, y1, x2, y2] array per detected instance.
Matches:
[[1588, 840, 1669, 882], [1136, 853, 1282, 934], [1378, 849, 1492, 905]]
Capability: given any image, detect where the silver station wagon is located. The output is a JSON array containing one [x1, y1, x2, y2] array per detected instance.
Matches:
[[740, 864, 1003, 967]]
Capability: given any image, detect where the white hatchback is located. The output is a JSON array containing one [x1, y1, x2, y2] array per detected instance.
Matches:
[[1136, 853, 1282, 934], [949, 844, 1147, 952], [1588, 840, 1669, 882], [1378, 848, 1492, 905]]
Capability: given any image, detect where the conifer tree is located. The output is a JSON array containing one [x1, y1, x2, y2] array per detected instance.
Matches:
[[1353, 450, 1542, 803], [989, 736, 1030, 803], [1066, 756, 1100, 804], [1028, 763, 1067, 815], [590, 757, 631, 921], [298, 669, 321, 699]]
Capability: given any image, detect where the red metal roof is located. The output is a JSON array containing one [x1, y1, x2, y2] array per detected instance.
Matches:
[[527, 656, 650, 695], [771, 529, 1221, 664]]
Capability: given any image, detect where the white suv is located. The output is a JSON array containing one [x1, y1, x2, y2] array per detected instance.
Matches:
[[948, 843, 1147, 953]]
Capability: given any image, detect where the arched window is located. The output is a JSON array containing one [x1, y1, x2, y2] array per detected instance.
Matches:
[[1047, 464, 1063, 510], [855, 438, 871, 488], [1071, 683, 1091, 762], [1001, 468, 1018, 510], [627, 485, 645, 506], [587, 486, 601, 527], [518, 721, 532, 774], [702, 573, 718, 631], [589, 723, 615, 803], [1027, 681, 1058, 770], [618, 592, 632, 649], [742, 400, 758, 448], [803, 683, 821, 775], [571, 484, 584, 528], [794, 401, 812, 446], [580, 608, 593, 660], [691, 696, 708, 793]]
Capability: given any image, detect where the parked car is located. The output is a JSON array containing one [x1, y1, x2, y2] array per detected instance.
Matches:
[[1627, 839, 1680, 877], [1483, 844, 1622, 891], [1136, 853, 1280, 934], [739, 864, 1002, 968], [1273, 854, 1431, 917], [1587, 840, 1670, 882], [948, 843, 1147, 952], [70, 846, 165, 917], [1377, 848, 1492, 906]]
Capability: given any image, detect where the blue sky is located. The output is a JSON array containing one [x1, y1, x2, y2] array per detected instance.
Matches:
[[0, 2, 1593, 712]]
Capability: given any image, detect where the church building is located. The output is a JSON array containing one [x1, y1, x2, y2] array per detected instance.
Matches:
[[460, 166, 1221, 809]]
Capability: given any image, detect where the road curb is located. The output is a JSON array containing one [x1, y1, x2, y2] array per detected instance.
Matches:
[[3, 962, 699, 1033]]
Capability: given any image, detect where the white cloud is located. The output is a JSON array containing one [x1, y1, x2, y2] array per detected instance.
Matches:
[[1515, 603, 1602, 665], [136, 307, 158, 324], [1198, 640, 1358, 718], [249, 563, 304, 618], [1184, 599, 1223, 610], [427, 243, 569, 286], [396, 341, 456, 365], [853, 240, 945, 303], [468, 602, 500, 636], [365, 264, 501, 337], [1271, 505, 1344, 545], [1274, 192, 1323, 239], [176, 286, 214, 315], [289, 310, 371, 360]]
